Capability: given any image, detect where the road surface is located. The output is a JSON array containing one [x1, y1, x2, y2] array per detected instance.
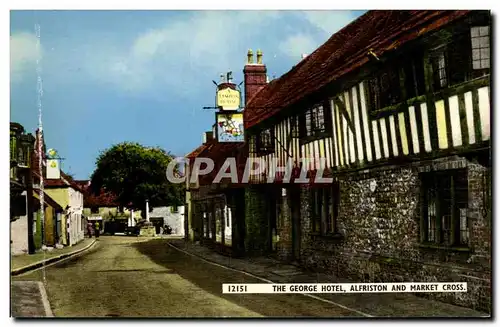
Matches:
[[13, 236, 363, 317]]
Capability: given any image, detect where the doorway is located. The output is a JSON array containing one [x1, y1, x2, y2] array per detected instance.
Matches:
[[150, 218, 164, 235]]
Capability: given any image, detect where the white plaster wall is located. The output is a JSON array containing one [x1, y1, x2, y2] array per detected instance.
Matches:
[[150, 206, 185, 236], [68, 188, 85, 244], [11, 215, 28, 255], [11, 192, 28, 255]]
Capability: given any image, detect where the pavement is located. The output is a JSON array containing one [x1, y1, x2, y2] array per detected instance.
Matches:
[[11, 236, 488, 318], [11, 238, 96, 273], [168, 239, 489, 318], [11, 281, 53, 318]]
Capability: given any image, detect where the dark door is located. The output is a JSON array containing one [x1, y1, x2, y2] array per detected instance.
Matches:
[[184, 202, 189, 240], [150, 218, 163, 234], [290, 188, 301, 261]]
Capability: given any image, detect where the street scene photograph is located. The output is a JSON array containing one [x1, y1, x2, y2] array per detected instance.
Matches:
[[8, 6, 492, 319]]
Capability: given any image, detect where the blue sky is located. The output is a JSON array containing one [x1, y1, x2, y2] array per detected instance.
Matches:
[[10, 10, 366, 179]]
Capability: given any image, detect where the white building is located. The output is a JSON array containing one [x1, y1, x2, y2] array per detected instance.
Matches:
[[149, 206, 185, 236], [66, 186, 85, 245]]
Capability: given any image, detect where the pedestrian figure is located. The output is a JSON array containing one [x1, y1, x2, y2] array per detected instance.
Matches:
[[95, 221, 100, 239], [87, 222, 93, 238]]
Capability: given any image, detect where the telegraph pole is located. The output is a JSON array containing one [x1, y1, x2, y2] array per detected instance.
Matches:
[[26, 164, 35, 254]]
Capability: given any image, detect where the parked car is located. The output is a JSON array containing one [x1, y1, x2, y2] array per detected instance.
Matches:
[[124, 226, 139, 236]]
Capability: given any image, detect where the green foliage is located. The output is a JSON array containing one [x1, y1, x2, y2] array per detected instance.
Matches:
[[90, 142, 185, 211]]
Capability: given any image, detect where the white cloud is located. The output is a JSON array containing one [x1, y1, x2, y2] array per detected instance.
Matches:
[[10, 11, 361, 97], [84, 11, 282, 96], [10, 32, 41, 83], [279, 34, 318, 60], [302, 11, 360, 35], [278, 11, 361, 61]]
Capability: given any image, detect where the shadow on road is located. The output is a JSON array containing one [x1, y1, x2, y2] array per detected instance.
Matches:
[[133, 239, 362, 318]]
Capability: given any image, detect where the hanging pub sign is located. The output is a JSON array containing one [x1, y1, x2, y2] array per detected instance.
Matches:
[[216, 112, 244, 142], [216, 87, 240, 110], [46, 148, 61, 180]]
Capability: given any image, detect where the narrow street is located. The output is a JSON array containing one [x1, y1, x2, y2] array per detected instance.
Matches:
[[12, 236, 363, 317]]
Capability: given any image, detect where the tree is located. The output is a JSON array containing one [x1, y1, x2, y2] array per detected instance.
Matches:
[[90, 142, 184, 212]]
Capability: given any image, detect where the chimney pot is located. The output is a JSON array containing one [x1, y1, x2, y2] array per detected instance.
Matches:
[[257, 49, 263, 64], [247, 49, 254, 64]]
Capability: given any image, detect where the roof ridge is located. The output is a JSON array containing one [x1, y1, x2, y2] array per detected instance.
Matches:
[[244, 10, 471, 129]]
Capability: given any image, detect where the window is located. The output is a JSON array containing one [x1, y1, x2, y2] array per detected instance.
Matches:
[[311, 188, 322, 233], [471, 26, 490, 70], [430, 49, 448, 90], [290, 116, 300, 138], [300, 104, 331, 139], [202, 211, 207, 237], [368, 65, 402, 111], [91, 207, 99, 214], [310, 183, 340, 235], [18, 148, 25, 166], [257, 128, 274, 153], [10, 135, 17, 162], [430, 25, 490, 91], [404, 52, 426, 99], [215, 206, 222, 243], [311, 106, 325, 134], [421, 169, 469, 247], [249, 135, 257, 154], [205, 202, 214, 239]]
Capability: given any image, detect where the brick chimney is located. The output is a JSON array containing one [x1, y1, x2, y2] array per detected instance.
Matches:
[[243, 49, 267, 106]]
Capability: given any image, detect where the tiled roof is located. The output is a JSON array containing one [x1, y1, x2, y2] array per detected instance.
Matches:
[[187, 140, 248, 186], [201, 141, 247, 185], [244, 10, 471, 129], [186, 143, 211, 159], [34, 170, 84, 192], [74, 180, 90, 189]]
